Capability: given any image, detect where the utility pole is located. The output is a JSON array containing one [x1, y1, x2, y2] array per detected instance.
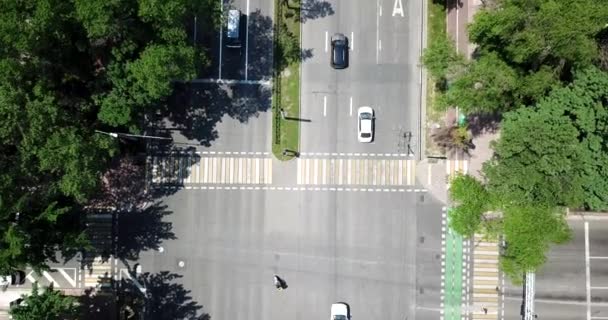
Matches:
[[95, 130, 172, 141]]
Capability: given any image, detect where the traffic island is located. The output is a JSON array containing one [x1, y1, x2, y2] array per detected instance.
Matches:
[[272, 0, 301, 161]]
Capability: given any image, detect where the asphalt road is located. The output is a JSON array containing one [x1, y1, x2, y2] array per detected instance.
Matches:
[[503, 219, 608, 320], [300, 0, 423, 155], [201, 0, 275, 81], [126, 1, 442, 320], [136, 187, 443, 320]]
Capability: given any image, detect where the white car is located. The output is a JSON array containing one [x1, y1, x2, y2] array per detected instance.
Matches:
[[330, 302, 350, 320], [357, 106, 374, 143]]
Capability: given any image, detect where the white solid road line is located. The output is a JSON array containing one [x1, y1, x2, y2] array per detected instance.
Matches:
[[351, 32, 354, 51], [323, 96, 327, 116], [325, 31, 328, 52], [350, 97, 353, 116], [218, 0, 223, 79], [245, 0, 250, 80], [191, 78, 271, 85], [376, 0, 380, 63], [586, 221, 591, 320]]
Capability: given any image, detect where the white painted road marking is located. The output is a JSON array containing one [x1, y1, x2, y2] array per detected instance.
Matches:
[[586, 221, 591, 320], [393, 0, 404, 17], [325, 31, 328, 52], [58, 268, 77, 287], [218, 0, 223, 79], [245, 0, 250, 80], [296, 158, 416, 186], [323, 96, 327, 116], [376, 0, 380, 63], [351, 32, 354, 51], [43, 271, 60, 288], [191, 78, 272, 86], [120, 269, 146, 293], [350, 97, 353, 116]]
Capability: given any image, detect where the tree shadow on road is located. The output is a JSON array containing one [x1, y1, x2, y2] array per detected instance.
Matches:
[[116, 202, 176, 262], [162, 81, 271, 146], [283, 0, 334, 23], [118, 271, 210, 320]]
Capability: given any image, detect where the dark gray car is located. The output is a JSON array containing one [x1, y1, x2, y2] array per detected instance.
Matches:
[[331, 33, 348, 69]]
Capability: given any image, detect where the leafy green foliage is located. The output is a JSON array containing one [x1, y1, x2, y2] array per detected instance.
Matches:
[[500, 205, 570, 283], [484, 66, 608, 210], [421, 34, 465, 81], [444, 0, 608, 113], [449, 174, 493, 237], [129, 44, 196, 101], [444, 52, 520, 113], [0, 0, 215, 272], [9, 283, 79, 320], [469, 0, 608, 70]]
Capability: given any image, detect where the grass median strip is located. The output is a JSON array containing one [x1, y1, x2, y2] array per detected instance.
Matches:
[[272, 0, 301, 160], [424, 0, 448, 157]]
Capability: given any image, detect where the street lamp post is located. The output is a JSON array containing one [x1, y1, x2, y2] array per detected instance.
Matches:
[[95, 130, 172, 141]]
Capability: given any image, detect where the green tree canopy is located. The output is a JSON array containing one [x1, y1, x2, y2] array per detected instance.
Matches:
[[500, 205, 570, 283], [443, 52, 520, 112], [441, 0, 608, 113], [484, 66, 608, 210], [0, 0, 217, 272], [448, 173, 494, 237], [9, 283, 79, 320]]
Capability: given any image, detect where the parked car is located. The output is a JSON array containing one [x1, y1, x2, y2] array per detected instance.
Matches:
[[331, 33, 348, 69], [226, 9, 242, 49], [0, 270, 26, 287], [357, 106, 374, 143], [330, 302, 350, 320]]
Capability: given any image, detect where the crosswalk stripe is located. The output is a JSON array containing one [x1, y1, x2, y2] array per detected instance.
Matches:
[[43, 271, 60, 288], [202, 158, 208, 183], [58, 268, 77, 287], [264, 159, 272, 184], [255, 158, 261, 184], [292, 158, 416, 186], [322, 159, 327, 184], [229, 158, 234, 184], [240, 158, 245, 183], [313, 159, 318, 185], [338, 159, 343, 185]]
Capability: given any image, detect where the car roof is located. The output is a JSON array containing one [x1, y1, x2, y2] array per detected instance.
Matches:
[[358, 106, 373, 114], [332, 33, 346, 42], [331, 303, 348, 315], [227, 10, 240, 34]]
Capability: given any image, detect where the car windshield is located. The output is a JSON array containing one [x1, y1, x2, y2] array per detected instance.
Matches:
[[360, 113, 372, 120], [361, 133, 371, 138], [334, 46, 345, 64], [333, 316, 347, 320]]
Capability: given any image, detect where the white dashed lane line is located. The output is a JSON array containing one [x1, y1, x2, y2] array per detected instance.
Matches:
[[159, 185, 427, 193]]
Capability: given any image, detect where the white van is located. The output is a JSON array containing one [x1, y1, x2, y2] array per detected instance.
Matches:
[[226, 9, 241, 48]]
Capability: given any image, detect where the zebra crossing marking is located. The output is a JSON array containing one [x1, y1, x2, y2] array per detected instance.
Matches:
[[150, 156, 273, 185], [25, 268, 78, 289], [296, 158, 416, 186]]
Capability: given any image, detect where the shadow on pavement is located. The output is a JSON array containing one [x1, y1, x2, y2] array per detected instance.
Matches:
[[246, 9, 274, 80], [116, 202, 176, 261], [286, 0, 334, 23], [118, 271, 210, 320], [159, 81, 271, 147]]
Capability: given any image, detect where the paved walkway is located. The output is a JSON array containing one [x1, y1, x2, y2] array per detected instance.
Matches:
[[470, 234, 502, 320]]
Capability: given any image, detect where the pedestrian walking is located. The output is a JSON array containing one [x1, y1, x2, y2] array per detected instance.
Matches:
[[482, 307, 488, 314], [273, 275, 287, 290]]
